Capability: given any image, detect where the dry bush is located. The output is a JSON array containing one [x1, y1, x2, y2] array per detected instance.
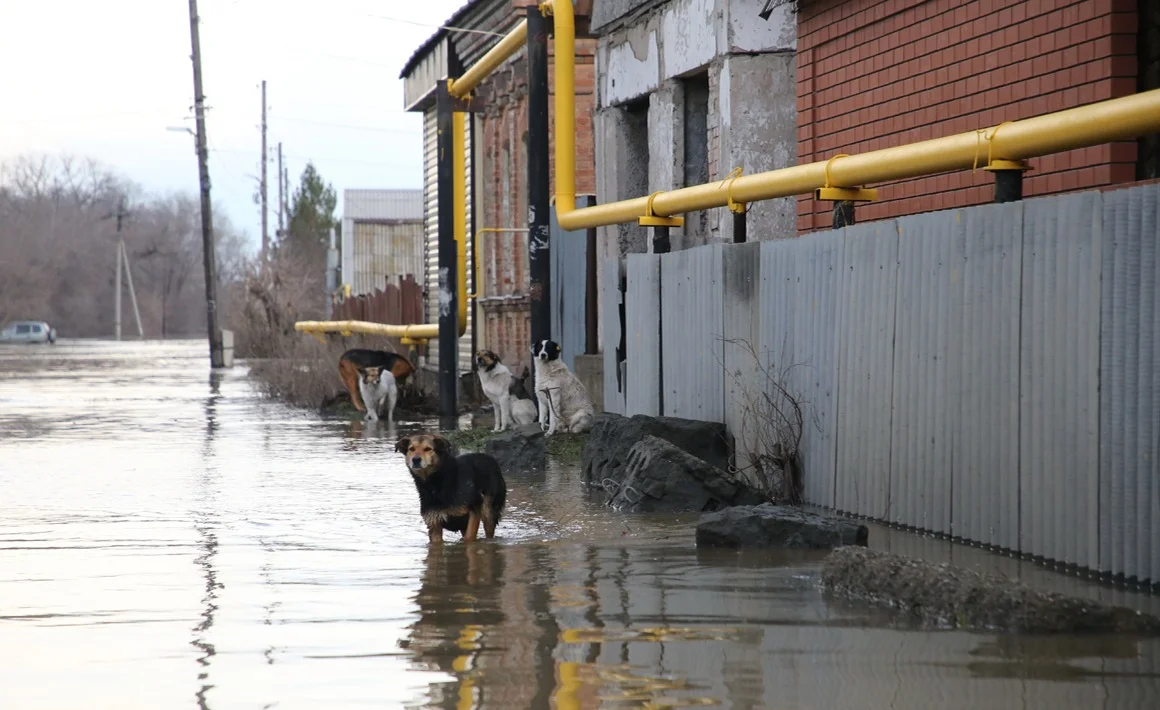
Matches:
[[232, 252, 433, 413], [721, 337, 817, 504]]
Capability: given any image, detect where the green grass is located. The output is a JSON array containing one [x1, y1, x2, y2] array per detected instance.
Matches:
[[444, 425, 588, 465], [444, 427, 498, 452]]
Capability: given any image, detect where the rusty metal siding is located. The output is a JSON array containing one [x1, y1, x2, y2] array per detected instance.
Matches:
[[952, 202, 1023, 550], [625, 254, 660, 416], [1100, 182, 1160, 585], [1019, 192, 1102, 570], [660, 244, 724, 422], [834, 220, 899, 519]]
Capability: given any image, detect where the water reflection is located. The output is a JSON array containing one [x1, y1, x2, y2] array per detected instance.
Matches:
[[1, 340, 1158, 710]]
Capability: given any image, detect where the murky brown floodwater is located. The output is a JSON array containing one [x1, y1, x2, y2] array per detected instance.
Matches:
[[2, 339, 1159, 709]]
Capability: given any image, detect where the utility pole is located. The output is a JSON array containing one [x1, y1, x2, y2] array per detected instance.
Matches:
[[106, 198, 142, 340], [277, 141, 284, 244], [187, 0, 224, 368], [260, 79, 269, 263]]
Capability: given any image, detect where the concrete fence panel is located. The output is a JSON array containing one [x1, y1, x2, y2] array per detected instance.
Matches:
[[660, 244, 725, 422], [613, 183, 1160, 585], [626, 254, 661, 416], [834, 221, 899, 519], [1099, 183, 1160, 585]]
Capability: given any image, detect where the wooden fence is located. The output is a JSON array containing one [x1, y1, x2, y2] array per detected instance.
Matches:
[[330, 274, 425, 353]]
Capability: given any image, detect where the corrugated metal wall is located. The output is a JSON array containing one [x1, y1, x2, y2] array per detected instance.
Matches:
[[347, 221, 425, 295], [549, 198, 594, 371], [615, 183, 1160, 586]]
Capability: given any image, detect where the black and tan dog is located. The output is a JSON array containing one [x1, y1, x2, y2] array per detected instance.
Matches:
[[339, 348, 415, 413], [394, 434, 507, 543]]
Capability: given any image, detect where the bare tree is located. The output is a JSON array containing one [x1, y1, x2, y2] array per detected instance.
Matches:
[[0, 153, 251, 338]]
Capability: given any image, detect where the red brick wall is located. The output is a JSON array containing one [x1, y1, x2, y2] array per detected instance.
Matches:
[[476, 32, 597, 373], [796, 0, 1139, 232]]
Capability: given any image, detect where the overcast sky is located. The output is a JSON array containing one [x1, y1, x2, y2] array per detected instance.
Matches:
[[0, 0, 467, 251]]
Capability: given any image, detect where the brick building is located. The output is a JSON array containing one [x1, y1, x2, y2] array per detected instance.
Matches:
[[400, 0, 597, 376], [796, 0, 1160, 232]]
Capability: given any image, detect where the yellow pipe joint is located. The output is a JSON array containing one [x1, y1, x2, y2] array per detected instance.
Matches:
[[449, 20, 528, 98]]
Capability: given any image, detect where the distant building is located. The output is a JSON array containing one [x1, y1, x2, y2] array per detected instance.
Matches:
[[339, 189, 424, 296]]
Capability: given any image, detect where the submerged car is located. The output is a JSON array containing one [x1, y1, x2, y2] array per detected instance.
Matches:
[[0, 320, 57, 344]]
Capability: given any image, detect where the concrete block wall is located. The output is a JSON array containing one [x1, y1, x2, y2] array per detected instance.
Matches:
[[592, 0, 799, 351], [796, 0, 1140, 233]]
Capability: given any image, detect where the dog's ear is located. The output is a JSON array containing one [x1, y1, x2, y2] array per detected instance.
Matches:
[[432, 435, 453, 458], [394, 437, 411, 455], [547, 341, 560, 359]]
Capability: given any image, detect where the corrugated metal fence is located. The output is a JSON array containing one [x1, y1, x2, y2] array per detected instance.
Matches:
[[611, 183, 1160, 587]]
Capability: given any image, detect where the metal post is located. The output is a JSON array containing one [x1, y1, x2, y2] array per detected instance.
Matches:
[[527, 7, 551, 357], [732, 210, 747, 243], [114, 240, 122, 341], [121, 242, 144, 338], [833, 200, 856, 229], [584, 197, 598, 355], [188, 0, 224, 368], [652, 226, 671, 254], [436, 82, 458, 418], [994, 170, 1024, 203]]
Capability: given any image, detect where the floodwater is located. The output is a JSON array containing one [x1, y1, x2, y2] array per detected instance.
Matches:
[[2, 340, 1159, 710]]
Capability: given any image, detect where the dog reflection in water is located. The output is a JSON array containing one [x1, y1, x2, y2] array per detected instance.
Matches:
[[395, 434, 507, 544]]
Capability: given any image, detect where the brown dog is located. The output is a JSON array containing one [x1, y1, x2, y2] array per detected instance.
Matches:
[[339, 349, 414, 412], [395, 434, 507, 543]]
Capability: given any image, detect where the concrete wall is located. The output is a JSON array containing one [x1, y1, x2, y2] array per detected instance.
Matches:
[[593, 0, 798, 353], [612, 182, 1160, 588]]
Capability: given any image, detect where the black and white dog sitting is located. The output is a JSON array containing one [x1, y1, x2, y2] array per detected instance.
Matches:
[[530, 339, 595, 435]]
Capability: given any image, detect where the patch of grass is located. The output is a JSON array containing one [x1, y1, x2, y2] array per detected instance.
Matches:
[[546, 432, 587, 464], [443, 426, 588, 464], [445, 427, 499, 453]]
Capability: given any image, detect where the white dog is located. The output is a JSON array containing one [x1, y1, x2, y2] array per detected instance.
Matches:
[[357, 366, 398, 423], [531, 339, 595, 435], [476, 349, 538, 431]]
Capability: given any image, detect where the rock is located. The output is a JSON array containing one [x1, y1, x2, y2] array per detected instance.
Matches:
[[605, 434, 766, 513], [821, 547, 1160, 634], [696, 504, 868, 549], [581, 412, 732, 488], [485, 423, 547, 474]]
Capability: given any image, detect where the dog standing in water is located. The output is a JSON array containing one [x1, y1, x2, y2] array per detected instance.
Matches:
[[357, 366, 398, 423], [338, 349, 414, 413], [395, 434, 507, 543]]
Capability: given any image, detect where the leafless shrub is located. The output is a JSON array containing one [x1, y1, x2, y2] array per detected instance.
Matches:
[[720, 337, 817, 504], [232, 252, 434, 413]]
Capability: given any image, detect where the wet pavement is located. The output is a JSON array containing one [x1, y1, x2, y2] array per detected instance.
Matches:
[[2, 339, 1159, 709]]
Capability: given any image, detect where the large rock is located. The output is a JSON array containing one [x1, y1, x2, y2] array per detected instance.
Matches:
[[484, 423, 547, 474], [582, 412, 732, 488], [696, 504, 868, 549], [822, 547, 1160, 634], [605, 434, 766, 513]]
